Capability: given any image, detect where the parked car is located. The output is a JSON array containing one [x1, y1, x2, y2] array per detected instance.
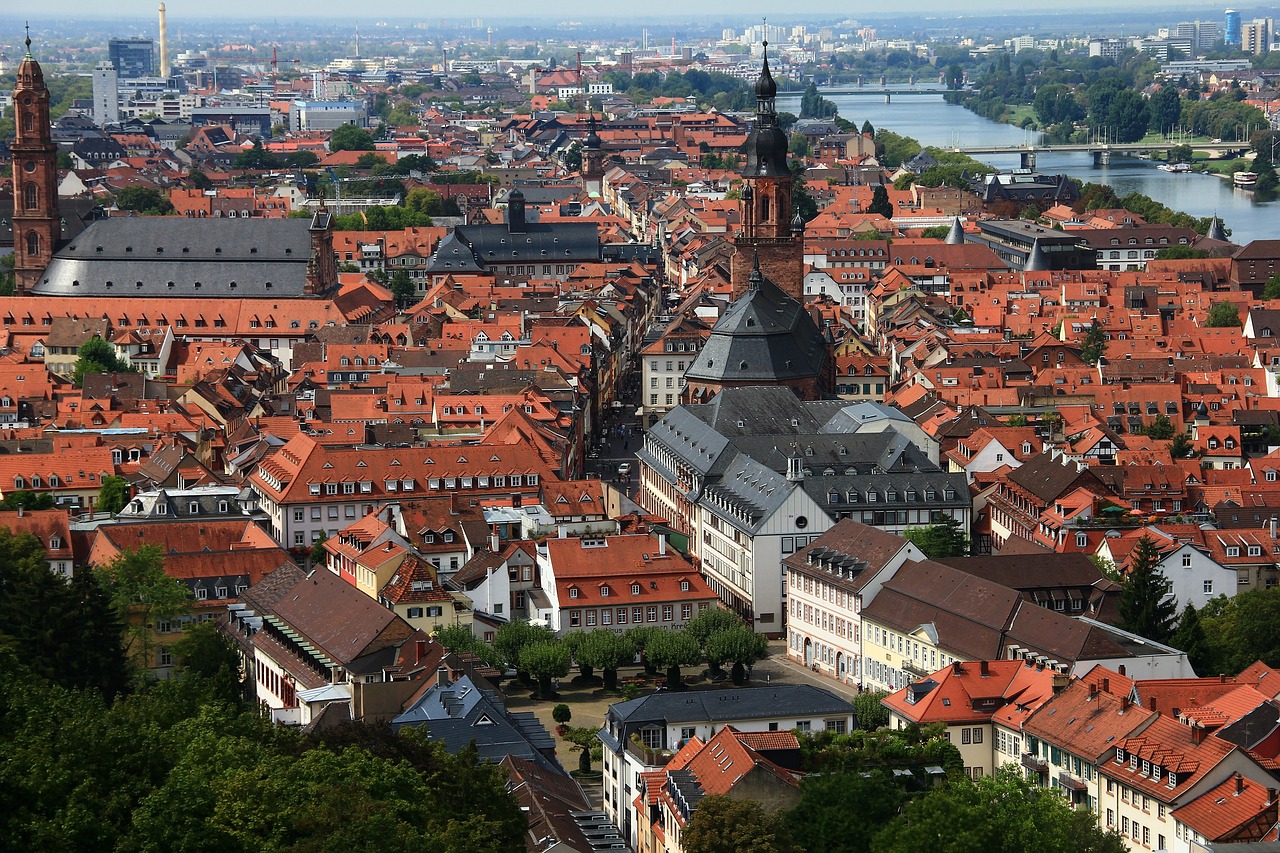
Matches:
[[617, 462, 632, 477]]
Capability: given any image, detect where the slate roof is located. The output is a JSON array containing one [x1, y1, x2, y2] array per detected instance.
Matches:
[[392, 674, 557, 764], [34, 217, 315, 298], [684, 274, 826, 384], [428, 221, 600, 273], [605, 684, 852, 729]]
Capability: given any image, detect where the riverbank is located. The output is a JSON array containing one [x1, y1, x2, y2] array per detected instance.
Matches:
[[782, 89, 1278, 242]]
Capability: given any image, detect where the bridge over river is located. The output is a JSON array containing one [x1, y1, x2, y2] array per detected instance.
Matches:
[[946, 141, 1249, 168]]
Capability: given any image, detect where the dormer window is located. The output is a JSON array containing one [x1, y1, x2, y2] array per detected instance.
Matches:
[[632, 583, 641, 595], [600, 586, 610, 597], [569, 587, 580, 599], [49, 536, 61, 549]]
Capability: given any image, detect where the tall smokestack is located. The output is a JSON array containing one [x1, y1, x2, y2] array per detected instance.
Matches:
[[157, 3, 170, 79]]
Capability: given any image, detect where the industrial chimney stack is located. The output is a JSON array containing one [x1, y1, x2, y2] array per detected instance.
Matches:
[[157, 3, 170, 79]]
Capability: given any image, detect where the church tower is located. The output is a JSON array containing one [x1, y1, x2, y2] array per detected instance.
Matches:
[[730, 40, 803, 301], [12, 32, 60, 295], [581, 115, 605, 196]]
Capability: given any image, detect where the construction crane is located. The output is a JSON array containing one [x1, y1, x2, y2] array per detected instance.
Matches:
[[203, 46, 300, 89]]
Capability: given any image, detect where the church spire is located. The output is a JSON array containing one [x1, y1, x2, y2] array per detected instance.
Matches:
[[12, 27, 60, 293]]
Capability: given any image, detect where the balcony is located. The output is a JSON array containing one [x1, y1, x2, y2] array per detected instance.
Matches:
[[1057, 771, 1088, 792], [626, 736, 675, 767], [1021, 753, 1049, 773]]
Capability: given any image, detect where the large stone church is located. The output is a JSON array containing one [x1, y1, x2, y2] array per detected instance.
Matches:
[[9, 38, 339, 299], [682, 42, 833, 403]]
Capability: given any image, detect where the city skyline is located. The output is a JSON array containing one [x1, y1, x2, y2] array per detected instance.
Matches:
[[3, 2, 1270, 25]]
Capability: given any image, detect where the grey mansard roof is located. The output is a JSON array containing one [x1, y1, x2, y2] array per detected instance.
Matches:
[[427, 221, 600, 273], [641, 388, 965, 530], [33, 217, 314, 298], [684, 277, 826, 384]]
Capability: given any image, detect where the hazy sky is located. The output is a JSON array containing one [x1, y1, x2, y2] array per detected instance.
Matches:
[[11, 0, 1235, 22]]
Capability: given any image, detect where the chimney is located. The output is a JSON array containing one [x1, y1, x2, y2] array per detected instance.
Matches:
[[1122, 695, 1131, 711], [436, 666, 450, 688], [558, 524, 566, 539], [658, 533, 666, 556], [17, 506, 22, 518], [1148, 696, 1157, 711], [490, 529, 500, 552], [1089, 682, 1099, 698], [1271, 517, 1277, 539], [980, 660, 989, 677], [952, 660, 962, 675], [1268, 788, 1278, 804], [157, 3, 170, 79], [1235, 772, 1245, 796], [415, 639, 427, 663], [1102, 677, 1110, 694], [1191, 726, 1206, 744]]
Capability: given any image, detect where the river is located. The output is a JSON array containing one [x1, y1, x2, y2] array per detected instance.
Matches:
[[777, 87, 1279, 244]]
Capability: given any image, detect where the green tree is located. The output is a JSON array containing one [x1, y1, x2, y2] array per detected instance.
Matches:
[[1080, 321, 1107, 365], [1144, 414, 1175, 440], [115, 186, 174, 215], [1148, 85, 1183, 135], [575, 629, 636, 691], [861, 120, 875, 137], [626, 625, 662, 674], [232, 139, 281, 170], [0, 490, 55, 510], [903, 516, 970, 558], [310, 531, 329, 566], [867, 184, 893, 219], [853, 690, 890, 730], [1117, 535, 1177, 644], [1262, 273, 1280, 301], [72, 336, 129, 387], [705, 625, 769, 684], [390, 268, 417, 309], [519, 640, 570, 699], [97, 474, 130, 516], [684, 794, 799, 853], [1154, 245, 1211, 260], [685, 606, 743, 647], [1199, 588, 1280, 672], [94, 545, 192, 674], [873, 768, 1127, 853], [283, 150, 320, 168], [330, 123, 376, 152], [172, 619, 244, 706], [1206, 300, 1242, 327], [1171, 602, 1211, 674], [0, 529, 129, 696], [645, 629, 702, 690], [785, 770, 903, 853], [552, 703, 572, 725], [495, 619, 557, 678], [1170, 431, 1194, 459]]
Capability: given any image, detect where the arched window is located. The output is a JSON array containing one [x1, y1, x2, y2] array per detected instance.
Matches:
[[26, 232, 39, 257], [24, 182, 38, 210]]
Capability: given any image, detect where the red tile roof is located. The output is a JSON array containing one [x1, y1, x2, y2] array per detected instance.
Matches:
[[1172, 773, 1280, 842]]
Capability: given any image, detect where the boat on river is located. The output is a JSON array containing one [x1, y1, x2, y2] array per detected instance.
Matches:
[[1234, 172, 1258, 188], [1158, 162, 1192, 173]]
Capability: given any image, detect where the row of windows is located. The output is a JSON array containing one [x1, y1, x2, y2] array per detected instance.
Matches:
[[304, 473, 538, 496], [567, 602, 705, 627], [569, 580, 692, 598]]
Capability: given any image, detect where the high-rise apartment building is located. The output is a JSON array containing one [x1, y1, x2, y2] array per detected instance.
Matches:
[[1225, 9, 1242, 45], [91, 61, 119, 127], [108, 38, 154, 78], [1241, 18, 1272, 55]]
